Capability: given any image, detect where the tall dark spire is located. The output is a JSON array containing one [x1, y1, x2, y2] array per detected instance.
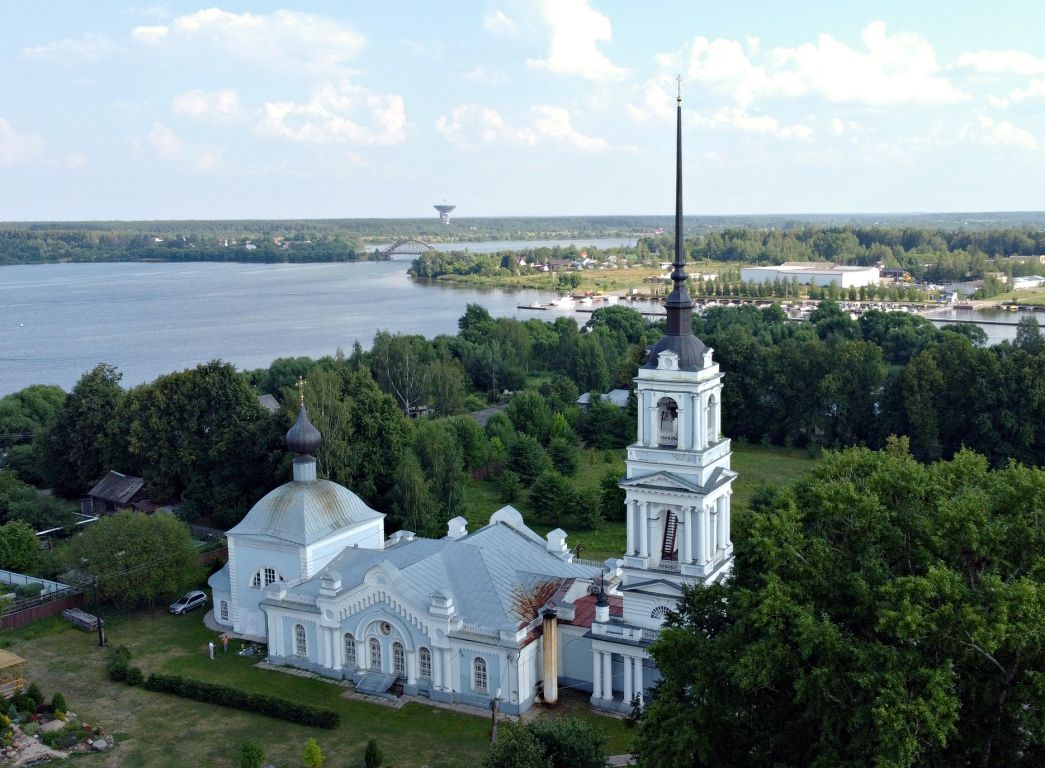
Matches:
[[641, 77, 707, 372], [665, 77, 693, 337]]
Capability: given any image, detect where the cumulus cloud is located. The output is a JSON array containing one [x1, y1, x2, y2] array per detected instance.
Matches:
[[256, 83, 405, 146], [460, 66, 509, 85], [961, 115, 1038, 149], [172, 89, 242, 118], [435, 104, 610, 152], [956, 49, 1045, 76], [532, 105, 609, 151], [990, 78, 1045, 109], [131, 122, 222, 168], [20, 34, 121, 61], [131, 8, 367, 76], [483, 9, 517, 34], [626, 78, 676, 121], [693, 106, 812, 141], [528, 0, 627, 81], [682, 21, 965, 107], [0, 118, 46, 166], [435, 105, 535, 149]]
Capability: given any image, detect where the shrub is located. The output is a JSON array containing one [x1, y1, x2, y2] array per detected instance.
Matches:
[[528, 717, 606, 768], [59, 732, 78, 749], [21, 721, 39, 737], [303, 737, 324, 768], [239, 740, 265, 768], [108, 646, 131, 682], [497, 470, 522, 503], [125, 667, 144, 686], [50, 692, 67, 715], [547, 437, 579, 475], [364, 738, 383, 768], [143, 674, 339, 729], [25, 683, 44, 708]]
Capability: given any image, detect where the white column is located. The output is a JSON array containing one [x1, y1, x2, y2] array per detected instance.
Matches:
[[623, 656, 633, 704], [695, 393, 705, 450], [407, 650, 417, 686], [592, 652, 602, 699], [646, 397, 657, 446], [678, 401, 690, 450], [354, 638, 364, 672], [433, 648, 443, 690], [633, 658, 644, 706], [601, 651, 613, 701], [702, 506, 712, 562], [635, 501, 643, 555], [626, 499, 636, 555], [723, 494, 732, 547], [330, 631, 342, 672], [680, 506, 691, 563], [717, 496, 727, 550]]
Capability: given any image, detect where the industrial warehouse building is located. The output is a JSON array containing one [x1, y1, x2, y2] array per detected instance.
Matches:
[[741, 262, 881, 288]]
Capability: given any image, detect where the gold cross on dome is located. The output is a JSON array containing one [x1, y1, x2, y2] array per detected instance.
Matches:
[[296, 376, 307, 404]]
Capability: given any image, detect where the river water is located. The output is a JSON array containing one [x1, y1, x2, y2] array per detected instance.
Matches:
[[0, 251, 1028, 396]]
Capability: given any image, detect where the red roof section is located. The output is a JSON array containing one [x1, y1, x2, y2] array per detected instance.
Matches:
[[564, 593, 623, 629]]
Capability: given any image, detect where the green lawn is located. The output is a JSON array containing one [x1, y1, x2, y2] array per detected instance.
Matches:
[[462, 442, 820, 561], [2, 610, 633, 767]]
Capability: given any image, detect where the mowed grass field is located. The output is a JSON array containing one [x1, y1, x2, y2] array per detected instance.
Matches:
[[461, 442, 821, 561], [2, 610, 632, 768]]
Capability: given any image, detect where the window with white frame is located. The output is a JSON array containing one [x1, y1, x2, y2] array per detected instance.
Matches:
[[344, 633, 356, 668], [392, 642, 405, 677], [369, 638, 381, 671], [250, 567, 284, 588], [473, 656, 488, 693], [419, 647, 432, 681], [219, 600, 229, 621], [294, 624, 307, 656]]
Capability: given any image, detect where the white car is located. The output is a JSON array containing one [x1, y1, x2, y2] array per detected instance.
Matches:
[[169, 590, 207, 615]]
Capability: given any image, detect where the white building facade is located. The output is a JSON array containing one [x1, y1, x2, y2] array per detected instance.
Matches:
[[741, 262, 880, 288]]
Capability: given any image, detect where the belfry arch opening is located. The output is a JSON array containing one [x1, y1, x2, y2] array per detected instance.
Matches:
[[657, 397, 678, 448]]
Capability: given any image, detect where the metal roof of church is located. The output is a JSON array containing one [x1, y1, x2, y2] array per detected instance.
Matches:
[[297, 519, 598, 630], [228, 479, 383, 546]]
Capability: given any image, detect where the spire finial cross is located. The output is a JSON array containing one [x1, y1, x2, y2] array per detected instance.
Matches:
[[676, 73, 682, 103], [295, 376, 307, 405]]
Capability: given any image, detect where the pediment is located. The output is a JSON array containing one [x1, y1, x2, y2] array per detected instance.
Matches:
[[618, 471, 703, 494], [622, 578, 686, 597]]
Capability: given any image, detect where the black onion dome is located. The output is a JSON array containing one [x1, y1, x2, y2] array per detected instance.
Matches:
[[286, 403, 323, 455]]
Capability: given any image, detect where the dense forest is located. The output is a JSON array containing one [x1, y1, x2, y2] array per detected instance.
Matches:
[[2, 301, 1043, 543], [3, 215, 1044, 270]]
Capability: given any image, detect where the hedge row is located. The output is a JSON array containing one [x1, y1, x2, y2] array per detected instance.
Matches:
[[143, 673, 339, 729]]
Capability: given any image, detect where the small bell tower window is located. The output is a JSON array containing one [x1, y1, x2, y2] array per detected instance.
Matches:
[[657, 397, 678, 448]]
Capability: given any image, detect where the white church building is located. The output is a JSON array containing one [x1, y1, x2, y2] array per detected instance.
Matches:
[[208, 93, 735, 715]]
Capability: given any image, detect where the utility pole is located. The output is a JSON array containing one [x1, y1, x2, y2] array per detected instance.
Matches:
[[92, 575, 105, 647], [489, 688, 502, 743]]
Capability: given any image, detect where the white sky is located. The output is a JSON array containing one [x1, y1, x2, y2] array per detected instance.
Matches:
[[2, 1, 1044, 219]]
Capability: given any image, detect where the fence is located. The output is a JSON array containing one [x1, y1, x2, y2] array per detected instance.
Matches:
[[1, 586, 86, 631], [0, 569, 69, 595]]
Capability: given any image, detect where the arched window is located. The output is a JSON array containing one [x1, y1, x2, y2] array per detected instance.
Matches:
[[219, 600, 229, 622], [650, 606, 670, 620], [392, 642, 405, 677], [250, 567, 284, 589], [473, 657, 488, 693], [706, 395, 717, 444], [369, 638, 382, 671], [294, 624, 307, 657], [657, 397, 678, 447], [344, 634, 356, 668], [419, 647, 432, 681]]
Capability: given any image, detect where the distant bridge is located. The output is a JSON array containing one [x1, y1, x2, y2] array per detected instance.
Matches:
[[379, 239, 436, 257]]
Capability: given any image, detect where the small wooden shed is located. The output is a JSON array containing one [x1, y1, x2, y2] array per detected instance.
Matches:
[[86, 470, 148, 515], [0, 649, 25, 698]]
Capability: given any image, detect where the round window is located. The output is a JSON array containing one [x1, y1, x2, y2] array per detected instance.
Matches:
[[379, 621, 392, 636]]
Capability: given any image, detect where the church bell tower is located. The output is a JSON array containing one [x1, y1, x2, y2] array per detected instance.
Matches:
[[618, 86, 735, 627]]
